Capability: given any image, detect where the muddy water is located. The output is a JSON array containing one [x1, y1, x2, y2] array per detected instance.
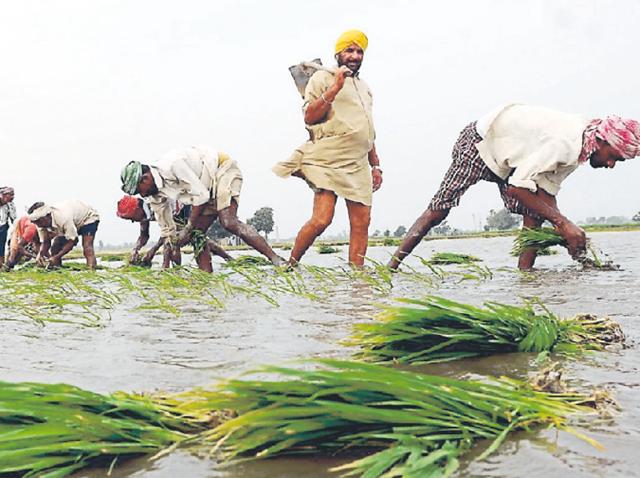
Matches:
[[1, 231, 638, 478]]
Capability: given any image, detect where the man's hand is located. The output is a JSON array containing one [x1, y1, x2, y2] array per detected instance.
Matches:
[[332, 65, 351, 92], [177, 225, 193, 248], [35, 254, 47, 267], [372, 169, 383, 192], [557, 221, 587, 258]]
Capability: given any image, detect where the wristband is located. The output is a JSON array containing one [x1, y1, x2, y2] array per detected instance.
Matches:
[[321, 93, 333, 105]]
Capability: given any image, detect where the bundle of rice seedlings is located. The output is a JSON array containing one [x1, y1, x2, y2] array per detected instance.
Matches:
[[199, 360, 602, 477], [348, 295, 624, 364], [0, 381, 205, 477], [317, 244, 340, 254], [512, 228, 614, 268], [426, 252, 482, 265]]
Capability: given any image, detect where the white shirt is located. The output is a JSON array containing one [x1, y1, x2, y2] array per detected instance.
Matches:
[[38, 200, 100, 241], [475, 104, 589, 196], [147, 146, 219, 238]]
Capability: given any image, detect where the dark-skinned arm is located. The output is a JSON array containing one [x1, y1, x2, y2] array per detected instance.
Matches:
[[304, 66, 351, 125], [131, 220, 150, 262], [177, 204, 206, 247], [36, 236, 51, 266], [49, 238, 78, 263], [368, 144, 383, 192], [505, 185, 586, 257]]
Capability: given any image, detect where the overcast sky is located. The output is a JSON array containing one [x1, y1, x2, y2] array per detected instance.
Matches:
[[2, 0, 639, 244]]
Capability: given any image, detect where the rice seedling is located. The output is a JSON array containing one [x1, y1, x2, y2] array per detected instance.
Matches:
[[426, 252, 482, 265], [512, 228, 617, 269], [0, 360, 607, 478], [348, 295, 625, 365], [197, 360, 604, 477], [0, 380, 205, 477], [317, 244, 341, 254]]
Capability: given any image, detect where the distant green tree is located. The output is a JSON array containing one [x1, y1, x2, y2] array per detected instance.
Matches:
[[372, 229, 381, 237], [633, 211, 640, 222], [393, 225, 407, 237], [247, 207, 275, 240], [430, 220, 451, 236], [485, 208, 521, 231], [383, 229, 391, 237]]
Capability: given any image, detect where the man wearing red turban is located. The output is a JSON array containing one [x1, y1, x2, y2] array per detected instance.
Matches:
[[117, 195, 231, 267]]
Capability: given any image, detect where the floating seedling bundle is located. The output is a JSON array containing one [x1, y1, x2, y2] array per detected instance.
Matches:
[[195, 360, 603, 477], [349, 295, 625, 364], [426, 252, 482, 265], [0, 381, 204, 477], [0, 360, 605, 478]]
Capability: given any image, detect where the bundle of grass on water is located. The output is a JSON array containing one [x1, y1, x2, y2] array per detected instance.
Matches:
[[317, 243, 340, 254], [197, 360, 602, 477], [512, 228, 615, 268], [348, 295, 625, 364], [0, 380, 205, 477], [426, 251, 482, 265]]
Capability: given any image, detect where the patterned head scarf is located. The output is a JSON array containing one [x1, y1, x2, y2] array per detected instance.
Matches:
[[580, 116, 640, 163], [120, 161, 143, 195], [28, 204, 52, 221], [335, 29, 368, 54], [0, 186, 14, 196], [117, 195, 142, 219]]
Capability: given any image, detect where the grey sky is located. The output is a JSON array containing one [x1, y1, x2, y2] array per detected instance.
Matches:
[[1, 0, 639, 244]]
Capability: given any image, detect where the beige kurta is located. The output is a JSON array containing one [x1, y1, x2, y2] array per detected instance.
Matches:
[[273, 70, 376, 206], [37, 200, 100, 241], [147, 147, 243, 238]]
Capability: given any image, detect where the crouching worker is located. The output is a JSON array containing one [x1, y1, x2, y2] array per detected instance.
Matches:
[[120, 147, 285, 272], [28, 200, 100, 270], [389, 104, 639, 270], [3, 216, 40, 270], [116, 194, 232, 267]]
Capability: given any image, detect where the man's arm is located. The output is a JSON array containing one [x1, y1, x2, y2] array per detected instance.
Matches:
[[304, 66, 351, 125], [368, 144, 383, 192], [505, 186, 586, 257], [131, 220, 150, 262], [49, 238, 77, 263]]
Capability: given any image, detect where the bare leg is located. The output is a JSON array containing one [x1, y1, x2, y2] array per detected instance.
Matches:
[[219, 200, 285, 265], [388, 208, 450, 269], [190, 214, 216, 273], [345, 200, 371, 267], [50, 236, 68, 267], [82, 234, 97, 270], [517, 215, 544, 270], [207, 239, 232, 261], [290, 190, 337, 265]]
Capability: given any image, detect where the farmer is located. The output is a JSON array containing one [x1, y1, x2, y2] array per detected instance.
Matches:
[[273, 29, 383, 267], [389, 104, 640, 270], [2, 216, 39, 270], [116, 194, 232, 267], [0, 187, 17, 268], [120, 146, 284, 272], [28, 200, 100, 269]]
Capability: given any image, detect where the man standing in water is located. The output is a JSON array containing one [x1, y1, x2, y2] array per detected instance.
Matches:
[[388, 105, 640, 270], [274, 29, 383, 267], [0, 187, 16, 268], [121, 147, 285, 272]]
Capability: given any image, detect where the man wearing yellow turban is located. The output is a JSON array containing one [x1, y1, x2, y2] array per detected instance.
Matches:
[[274, 29, 383, 267]]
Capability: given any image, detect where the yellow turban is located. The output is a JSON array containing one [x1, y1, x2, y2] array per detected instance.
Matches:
[[334, 29, 368, 54]]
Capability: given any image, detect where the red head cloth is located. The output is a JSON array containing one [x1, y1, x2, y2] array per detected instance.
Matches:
[[22, 222, 38, 243], [580, 116, 640, 163], [117, 195, 141, 219]]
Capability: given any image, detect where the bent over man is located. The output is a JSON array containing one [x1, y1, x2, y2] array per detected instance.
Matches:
[[121, 146, 284, 272], [273, 29, 383, 267], [28, 200, 100, 269], [389, 104, 639, 270], [116, 194, 231, 267]]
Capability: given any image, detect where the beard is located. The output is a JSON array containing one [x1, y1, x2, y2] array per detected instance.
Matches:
[[336, 55, 361, 75]]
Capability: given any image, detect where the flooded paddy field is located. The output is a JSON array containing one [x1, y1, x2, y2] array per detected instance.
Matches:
[[1, 231, 638, 477]]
